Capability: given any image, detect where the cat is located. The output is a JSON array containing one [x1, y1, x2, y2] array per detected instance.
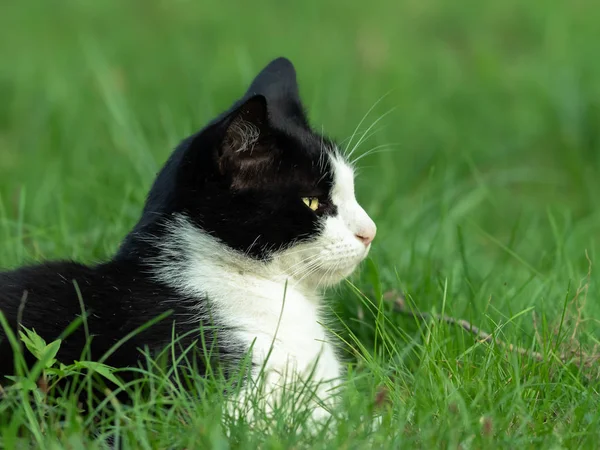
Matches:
[[0, 57, 376, 423]]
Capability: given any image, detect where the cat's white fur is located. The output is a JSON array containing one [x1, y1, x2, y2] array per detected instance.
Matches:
[[151, 152, 376, 424]]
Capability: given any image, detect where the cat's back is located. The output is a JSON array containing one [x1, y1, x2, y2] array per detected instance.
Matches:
[[0, 260, 188, 377], [0, 261, 100, 375], [0, 261, 97, 329]]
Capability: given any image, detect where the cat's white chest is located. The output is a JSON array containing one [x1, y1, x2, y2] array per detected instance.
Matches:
[[151, 220, 345, 416], [210, 276, 342, 389]]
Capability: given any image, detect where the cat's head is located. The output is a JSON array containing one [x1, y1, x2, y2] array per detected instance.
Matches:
[[129, 57, 376, 288]]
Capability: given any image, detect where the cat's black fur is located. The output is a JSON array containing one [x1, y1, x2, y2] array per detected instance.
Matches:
[[0, 58, 338, 381]]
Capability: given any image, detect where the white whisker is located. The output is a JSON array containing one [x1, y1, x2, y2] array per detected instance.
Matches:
[[344, 90, 393, 156], [346, 107, 397, 160], [351, 143, 400, 166]]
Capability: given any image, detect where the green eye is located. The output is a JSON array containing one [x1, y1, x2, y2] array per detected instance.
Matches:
[[301, 197, 319, 211]]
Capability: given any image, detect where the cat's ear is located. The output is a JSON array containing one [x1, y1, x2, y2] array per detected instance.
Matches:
[[244, 57, 308, 129], [217, 95, 275, 186], [245, 57, 300, 104]]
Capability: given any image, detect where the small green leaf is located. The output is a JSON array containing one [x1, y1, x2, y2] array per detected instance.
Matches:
[[5, 375, 37, 391], [40, 339, 61, 368], [18, 327, 47, 360], [75, 361, 124, 389]]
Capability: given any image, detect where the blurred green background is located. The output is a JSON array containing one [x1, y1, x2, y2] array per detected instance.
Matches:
[[1, 0, 599, 347], [2, 0, 600, 446]]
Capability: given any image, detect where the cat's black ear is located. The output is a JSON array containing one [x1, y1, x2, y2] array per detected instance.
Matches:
[[244, 57, 308, 129], [218, 95, 275, 187], [245, 57, 300, 103]]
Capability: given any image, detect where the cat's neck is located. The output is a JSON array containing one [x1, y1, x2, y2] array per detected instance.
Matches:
[[146, 215, 322, 302]]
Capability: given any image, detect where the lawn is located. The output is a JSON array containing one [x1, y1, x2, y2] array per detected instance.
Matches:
[[1, 0, 600, 448]]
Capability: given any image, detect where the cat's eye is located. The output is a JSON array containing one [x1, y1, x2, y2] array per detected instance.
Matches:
[[302, 197, 319, 211]]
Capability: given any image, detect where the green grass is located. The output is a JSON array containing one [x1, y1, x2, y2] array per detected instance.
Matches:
[[2, 0, 600, 448]]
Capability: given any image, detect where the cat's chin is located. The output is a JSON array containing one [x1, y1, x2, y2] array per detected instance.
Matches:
[[293, 260, 364, 289]]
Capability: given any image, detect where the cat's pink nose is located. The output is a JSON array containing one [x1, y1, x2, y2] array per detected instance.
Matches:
[[355, 228, 376, 247]]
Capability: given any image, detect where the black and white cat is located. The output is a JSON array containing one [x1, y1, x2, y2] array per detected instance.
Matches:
[[0, 57, 376, 421]]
